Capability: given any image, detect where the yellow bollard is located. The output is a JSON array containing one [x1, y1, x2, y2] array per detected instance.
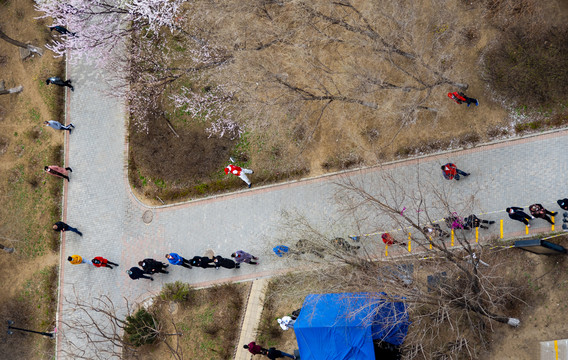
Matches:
[[408, 233, 412, 252], [451, 229, 454, 246], [385, 244, 388, 257], [500, 219, 503, 239], [526, 225, 529, 235], [429, 236, 432, 249], [475, 227, 478, 243], [552, 216, 555, 231]]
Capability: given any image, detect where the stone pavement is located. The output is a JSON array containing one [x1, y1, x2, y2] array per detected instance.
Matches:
[[234, 278, 270, 360], [55, 55, 568, 358]]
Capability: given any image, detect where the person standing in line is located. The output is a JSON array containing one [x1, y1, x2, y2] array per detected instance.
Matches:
[[557, 198, 568, 211], [165, 253, 192, 269], [463, 214, 495, 230], [273, 245, 289, 257], [448, 92, 478, 107], [44, 120, 74, 133], [213, 255, 239, 270], [381, 233, 407, 247], [45, 165, 72, 181], [266, 347, 296, 359], [189, 256, 216, 269], [244, 341, 268, 356], [441, 163, 470, 181], [529, 204, 557, 225], [53, 221, 82, 236], [138, 258, 169, 274], [224, 164, 254, 188], [91, 257, 119, 269], [46, 77, 74, 91], [127, 267, 153, 281], [68, 255, 87, 265], [231, 250, 259, 265], [506, 207, 534, 227], [423, 224, 450, 238]]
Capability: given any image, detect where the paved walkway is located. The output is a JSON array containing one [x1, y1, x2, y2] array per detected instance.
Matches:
[[55, 56, 568, 358]]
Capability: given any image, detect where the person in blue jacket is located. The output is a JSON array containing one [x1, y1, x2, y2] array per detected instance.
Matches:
[[165, 253, 192, 269]]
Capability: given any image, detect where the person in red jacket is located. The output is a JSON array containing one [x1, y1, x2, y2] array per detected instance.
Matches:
[[441, 163, 470, 181], [448, 92, 478, 107], [45, 165, 72, 181], [381, 233, 406, 247], [243, 341, 268, 355], [91, 256, 119, 269], [224, 164, 254, 188]]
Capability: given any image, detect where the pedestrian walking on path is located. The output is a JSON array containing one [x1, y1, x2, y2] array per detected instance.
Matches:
[[381, 233, 407, 247], [68, 255, 87, 265], [45, 165, 72, 181], [277, 316, 295, 330], [244, 341, 268, 355], [127, 267, 153, 281], [463, 214, 495, 230], [441, 163, 470, 181], [49, 26, 75, 36], [448, 91, 478, 107], [138, 259, 169, 274], [53, 221, 82, 236], [165, 253, 192, 269], [224, 164, 253, 188], [529, 204, 557, 225], [190, 256, 215, 269], [44, 120, 74, 133], [231, 250, 259, 265], [213, 255, 239, 269], [506, 207, 534, 227], [46, 76, 74, 91], [266, 347, 296, 359], [91, 257, 118, 269]]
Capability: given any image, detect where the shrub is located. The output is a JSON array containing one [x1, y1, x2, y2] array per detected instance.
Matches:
[[484, 25, 568, 107], [124, 309, 159, 347], [160, 281, 193, 303]]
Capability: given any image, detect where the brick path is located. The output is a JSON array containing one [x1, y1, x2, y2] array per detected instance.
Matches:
[[55, 57, 568, 358]]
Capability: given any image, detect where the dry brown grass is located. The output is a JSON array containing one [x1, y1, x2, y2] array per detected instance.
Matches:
[[0, 1, 65, 358], [132, 282, 248, 360]]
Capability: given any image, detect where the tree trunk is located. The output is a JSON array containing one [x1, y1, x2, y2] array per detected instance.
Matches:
[[0, 80, 23, 95], [0, 29, 43, 56]]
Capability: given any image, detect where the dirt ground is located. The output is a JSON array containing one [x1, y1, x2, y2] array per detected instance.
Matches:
[[0, 0, 65, 358], [128, 0, 568, 205], [129, 282, 249, 360], [257, 236, 568, 359]]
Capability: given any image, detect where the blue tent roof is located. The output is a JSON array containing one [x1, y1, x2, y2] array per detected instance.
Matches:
[[294, 293, 409, 360]]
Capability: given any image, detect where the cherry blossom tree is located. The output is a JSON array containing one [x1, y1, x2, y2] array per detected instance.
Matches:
[[34, 0, 186, 65]]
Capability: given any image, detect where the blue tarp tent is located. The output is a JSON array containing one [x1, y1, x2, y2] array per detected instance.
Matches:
[[294, 293, 409, 360]]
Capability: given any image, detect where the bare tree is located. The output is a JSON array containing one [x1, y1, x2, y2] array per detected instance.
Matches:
[[271, 170, 523, 359], [0, 28, 44, 57], [0, 80, 23, 96], [59, 290, 183, 360]]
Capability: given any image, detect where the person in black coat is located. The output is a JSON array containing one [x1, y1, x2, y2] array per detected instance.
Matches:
[[213, 255, 240, 269], [138, 258, 169, 274], [190, 256, 215, 268], [506, 207, 534, 227], [49, 26, 76, 36], [463, 214, 495, 230], [127, 267, 153, 281]]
